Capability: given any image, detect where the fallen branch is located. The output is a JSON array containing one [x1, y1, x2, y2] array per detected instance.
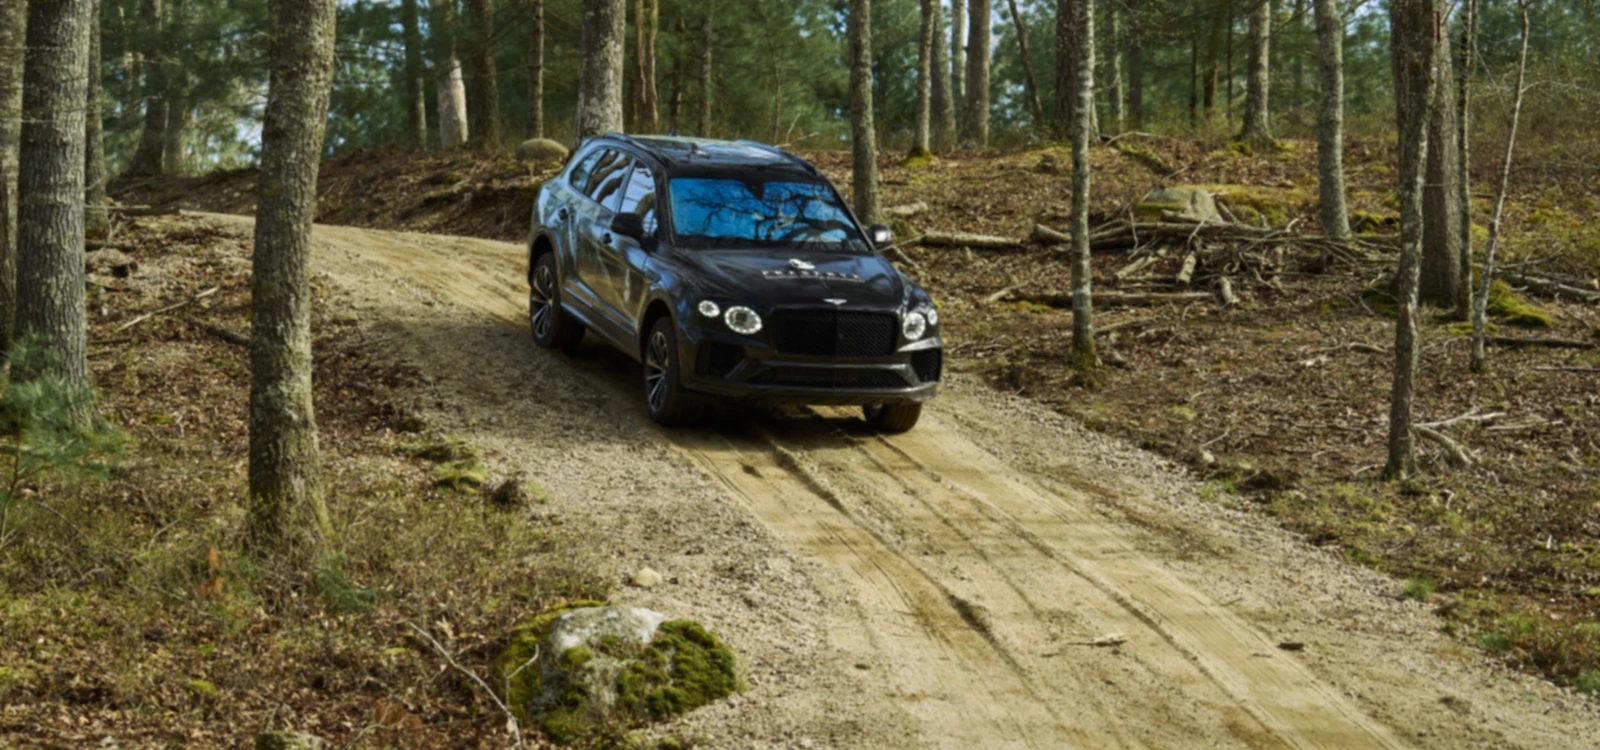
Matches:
[[1030, 223, 1071, 245], [1415, 425, 1475, 468], [179, 315, 250, 347], [1216, 278, 1239, 306], [115, 287, 219, 332], [1012, 290, 1212, 309], [884, 201, 930, 218], [86, 238, 135, 252], [1175, 253, 1197, 287], [407, 622, 523, 748], [985, 283, 1030, 305], [109, 204, 181, 217], [1485, 335, 1599, 350], [918, 230, 1023, 250], [1417, 410, 1505, 429], [1533, 366, 1600, 373]]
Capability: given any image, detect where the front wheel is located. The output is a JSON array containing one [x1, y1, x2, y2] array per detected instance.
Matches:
[[643, 318, 698, 426], [529, 252, 584, 352], [864, 403, 922, 433]]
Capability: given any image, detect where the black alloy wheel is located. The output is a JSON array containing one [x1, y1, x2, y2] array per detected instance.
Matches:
[[529, 253, 583, 352]]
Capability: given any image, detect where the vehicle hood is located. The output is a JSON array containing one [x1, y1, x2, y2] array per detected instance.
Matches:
[[685, 248, 907, 309]]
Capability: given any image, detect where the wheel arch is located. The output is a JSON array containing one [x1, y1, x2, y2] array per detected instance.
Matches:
[[638, 299, 675, 358], [527, 233, 557, 285]]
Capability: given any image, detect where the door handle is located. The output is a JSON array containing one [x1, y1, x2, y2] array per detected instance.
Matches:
[[603, 233, 613, 246], [557, 208, 569, 221]]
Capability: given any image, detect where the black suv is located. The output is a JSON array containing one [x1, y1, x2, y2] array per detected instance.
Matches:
[[526, 135, 941, 432]]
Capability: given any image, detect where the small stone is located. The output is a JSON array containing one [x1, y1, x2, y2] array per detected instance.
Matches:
[[255, 731, 326, 750], [488, 476, 532, 507], [632, 567, 663, 588]]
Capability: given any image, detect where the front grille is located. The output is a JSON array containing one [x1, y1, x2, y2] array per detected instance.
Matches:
[[696, 342, 745, 378], [751, 368, 909, 390], [771, 310, 897, 358], [911, 349, 943, 384]]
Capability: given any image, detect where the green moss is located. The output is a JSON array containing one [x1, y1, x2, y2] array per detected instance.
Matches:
[[1113, 141, 1173, 176], [1227, 141, 1256, 157], [1134, 202, 1183, 221], [888, 217, 915, 241], [497, 600, 610, 723], [559, 645, 594, 671], [184, 678, 219, 700], [406, 434, 477, 463], [1191, 184, 1308, 227], [1486, 280, 1553, 328], [434, 459, 487, 491], [1401, 577, 1436, 602], [1167, 405, 1197, 422], [901, 147, 936, 169], [1351, 211, 1399, 234], [615, 620, 738, 722]]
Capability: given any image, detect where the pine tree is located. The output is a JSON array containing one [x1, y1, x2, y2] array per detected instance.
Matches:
[[961, 0, 990, 147], [0, 0, 26, 360], [1313, 0, 1349, 239], [575, 0, 625, 144], [1069, 0, 1097, 373], [403, 0, 428, 147], [1238, 0, 1273, 145], [123, 0, 165, 178], [848, 0, 879, 224]]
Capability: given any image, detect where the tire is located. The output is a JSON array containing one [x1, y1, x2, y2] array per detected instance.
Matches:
[[529, 252, 584, 352], [864, 403, 922, 433], [643, 317, 698, 426]]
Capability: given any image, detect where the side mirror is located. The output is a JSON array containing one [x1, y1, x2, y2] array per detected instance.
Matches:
[[611, 212, 650, 242], [868, 224, 894, 248]]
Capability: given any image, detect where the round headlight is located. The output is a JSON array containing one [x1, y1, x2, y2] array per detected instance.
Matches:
[[902, 311, 927, 341], [725, 306, 763, 335], [697, 300, 722, 318], [924, 306, 939, 327]]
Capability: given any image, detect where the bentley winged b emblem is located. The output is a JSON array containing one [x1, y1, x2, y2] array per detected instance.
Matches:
[[823, 298, 847, 306], [788, 258, 816, 271]]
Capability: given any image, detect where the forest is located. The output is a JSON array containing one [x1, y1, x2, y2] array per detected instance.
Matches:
[[3, 0, 1600, 747]]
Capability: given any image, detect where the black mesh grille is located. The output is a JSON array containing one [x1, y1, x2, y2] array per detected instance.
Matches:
[[751, 368, 909, 390], [911, 350, 943, 384], [771, 310, 897, 358], [695, 342, 745, 378]]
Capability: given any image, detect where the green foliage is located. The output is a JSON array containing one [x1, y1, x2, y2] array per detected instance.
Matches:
[[614, 620, 738, 722], [1401, 577, 1436, 602], [1485, 280, 1553, 329], [311, 553, 378, 614]]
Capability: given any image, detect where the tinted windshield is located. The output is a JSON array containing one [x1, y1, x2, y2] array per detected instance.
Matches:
[[667, 177, 867, 251]]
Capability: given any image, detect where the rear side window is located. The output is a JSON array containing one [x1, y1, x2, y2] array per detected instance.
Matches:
[[583, 150, 626, 198], [589, 153, 633, 213], [617, 164, 658, 233], [567, 150, 603, 192]]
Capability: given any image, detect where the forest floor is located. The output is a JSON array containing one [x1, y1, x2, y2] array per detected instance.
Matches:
[[38, 133, 1593, 746]]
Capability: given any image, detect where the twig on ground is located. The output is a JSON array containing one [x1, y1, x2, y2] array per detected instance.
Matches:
[[985, 283, 1030, 305], [407, 622, 523, 748], [179, 315, 250, 347], [1415, 426, 1475, 468], [116, 287, 220, 332]]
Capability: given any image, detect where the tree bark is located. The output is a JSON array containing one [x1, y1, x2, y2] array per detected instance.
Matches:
[[249, 0, 337, 551], [1313, 0, 1348, 239], [403, 0, 428, 147], [1056, 0, 1096, 141], [574, 0, 625, 146], [633, 0, 658, 133], [929, 0, 955, 152], [160, 0, 185, 175], [1069, 0, 1097, 371], [1385, 0, 1443, 480], [961, 0, 990, 147], [1471, 1, 1527, 373], [527, 0, 544, 139], [1006, 0, 1046, 130], [1291, 0, 1306, 127], [16, 0, 93, 405], [911, 0, 935, 158], [1238, 0, 1273, 144], [0, 0, 24, 358], [1419, 22, 1463, 309], [951, 0, 966, 136], [698, 6, 712, 137], [431, 0, 468, 148], [123, 0, 164, 178], [1105, 0, 1122, 135], [848, 0, 879, 224], [464, 0, 501, 148], [1127, 0, 1142, 130], [1456, 0, 1475, 321], [85, 0, 108, 236]]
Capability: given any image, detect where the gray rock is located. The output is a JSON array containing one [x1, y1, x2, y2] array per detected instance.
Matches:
[[1137, 187, 1222, 224], [516, 138, 570, 166], [255, 731, 326, 750], [632, 567, 664, 588]]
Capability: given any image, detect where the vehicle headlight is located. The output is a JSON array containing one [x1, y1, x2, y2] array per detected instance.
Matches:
[[902, 311, 927, 341], [724, 306, 763, 335], [698, 300, 722, 318], [922, 305, 939, 327]]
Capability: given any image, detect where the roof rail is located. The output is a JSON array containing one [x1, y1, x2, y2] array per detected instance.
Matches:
[[734, 139, 819, 174]]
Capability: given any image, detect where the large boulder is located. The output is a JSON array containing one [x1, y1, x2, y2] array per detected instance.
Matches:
[[517, 138, 570, 167], [498, 605, 738, 745], [1135, 187, 1222, 224]]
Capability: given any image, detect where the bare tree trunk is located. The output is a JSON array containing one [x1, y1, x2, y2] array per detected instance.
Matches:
[[1471, 1, 1528, 373], [85, 0, 108, 236], [911, 0, 934, 159], [1127, 0, 1142, 130], [698, 6, 712, 137], [630, 0, 643, 128], [1006, 0, 1046, 130], [961, 0, 990, 147], [16, 0, 92, 407], [930, 0, 955, 152], [431, 0, 468, 148], [1204, 17, 1219, 122], [123, 0, 164, 178], [248, 0, 337, 551], [464, 0, 501, 148], [642, 0, 658, 132], [1226, 0, 1234, 120], [403, 0, 428, 147], [528, 0, 544, 139], [1455, 0, 1475, 321], [951, 0, 966, 136], [575, 0, 625, 145], [0, 0, 24, 359], [1105, 0, 1122, 135], [1056, 0, 1097, 141], [1313, 0, 1348, 239], [1238, 0, 1273, 144], [160, 0, 185, 174], [1188, 20, 1198, 128], [1384, 0, 1443, 480], [848, 0, 879, 224], [1290, 0, 1305, 127], [1069, 0, 1097, 371], [1419, 24, 1463, 309]]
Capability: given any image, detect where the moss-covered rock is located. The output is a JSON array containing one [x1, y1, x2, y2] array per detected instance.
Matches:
[[255, 732, 326, 750], [498, 605, 738, 746], [517, 138, 571, 166], [1136, 187, 1221, 224], [1113, 141, 1173, 175], [902, 147, 936, 169], [1486, 280, 1553, 328], [434, 459, 487, 491]]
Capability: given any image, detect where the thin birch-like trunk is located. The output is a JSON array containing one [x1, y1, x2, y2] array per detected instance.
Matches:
[[930, 0, 955, 152], [951, 0, 966, 136], [848, 0, 880, 224], [1471, 2, 1529, 373], [1006, 0, 1045, 130], [911, 0, 934, 158], [1313, 0, 1348, 239], [962, 0, 991, 147], [1069, 0, 1097, 371], [85, 0, 108, 236], [1455, 0, 1477, 321], [1105, 0, 1122, 135], [0, 0, 23, 359], [1128, 0, 1143, 130]]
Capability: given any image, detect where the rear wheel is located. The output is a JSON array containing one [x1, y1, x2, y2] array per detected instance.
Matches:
[[529, 252, 583, 352], [864, 403, 922, 433], [643, 318, 697, 426]]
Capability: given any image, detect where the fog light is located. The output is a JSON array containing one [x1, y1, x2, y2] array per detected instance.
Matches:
[[902, 311, 927, 341], [725, 306, 763, 335], [698, 300, 721, 318]]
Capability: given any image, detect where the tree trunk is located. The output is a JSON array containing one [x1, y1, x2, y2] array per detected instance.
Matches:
[[929, 0, 955, 152], [1471, 1, 1527, 373], [911, 0, 934, 158], [249, 0, 337, 551], [698, 6, 712, 137], [464, 0, 500, 148], [961, 0, 990, 147], [848, 0, 879, 224], [160, 0, 185, 174], [0, 0, 24, 358], [1456, 0, 1476, 322], [431, 0, 468, 148], [16, 0, 93, 406], [1291, 0, 1306, 127], [640, 0, 659, 133], [123, 0, 164, 178], [1006, 0, 1045, 130], [1419, 13, 1463, 310], [1188, 19, 1198, 128], [1056, 0, 1096, 141], [1204, 17, 1219, 122], [1238, 0, 1272, 144], [1226, 0, 1234, 120], [403, 0, 428, 147], [85, 0, 108, 236], [1313, 0, 1348, 239], [528, 0, 544, 139], [630, 0, 642, 128], [1127, 0, 1142, 130], [1069, 0, 1097, 371], [951, 0, 966, 136], [575, 0, 625, 146], [1384, 0, 1443, 480], [1105, 0, 1122, 135]]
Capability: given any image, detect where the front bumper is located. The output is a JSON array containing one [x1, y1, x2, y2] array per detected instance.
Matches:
[[681, 326, 942, 406]]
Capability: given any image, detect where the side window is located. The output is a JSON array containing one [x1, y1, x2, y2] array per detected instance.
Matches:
[[582, 150, 625, 198], [617, 164, 658, 234], [567, 150, 603, 193], [588, 152, 633, 213]]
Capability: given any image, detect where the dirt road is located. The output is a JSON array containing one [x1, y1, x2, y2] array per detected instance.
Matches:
[[213, 214, 1599, 748]]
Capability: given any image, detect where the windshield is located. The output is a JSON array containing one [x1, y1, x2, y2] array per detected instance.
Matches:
[[667, 177, 867, 251]]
